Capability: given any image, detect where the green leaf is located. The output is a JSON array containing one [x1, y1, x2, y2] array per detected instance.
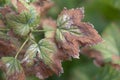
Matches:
[[23, 39, 63, 77], [96, 65, 120, 80], [24, 38, 57, 66], [93, 24, 120, 65], [43, 24, 55, 38], [23, 44, 39, 66], [1, 57, 23, 75], [6, 11, 40, 36], [0, 32, 9, 40], [37, 39, 57, 65], [1, 57, 25, 80]]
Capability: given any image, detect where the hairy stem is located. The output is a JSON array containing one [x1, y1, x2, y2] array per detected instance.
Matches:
[[15, 37, 29, 59]]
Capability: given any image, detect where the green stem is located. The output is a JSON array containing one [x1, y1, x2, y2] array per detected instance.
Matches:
[[0, 28, 9, 31], [33, 29, 54, 32], [30, 38, 37, 44], [15, 37, 29, 59]]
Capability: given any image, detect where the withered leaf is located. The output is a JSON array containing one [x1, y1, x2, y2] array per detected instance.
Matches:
[[1, 57, 25, 80], [0, 6, 13, 16], [55, 8, 102, 58], [22, 60, 54, 79], [0, 32, 16, 57]]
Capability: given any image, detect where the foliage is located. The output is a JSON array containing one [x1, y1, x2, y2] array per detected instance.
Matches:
[[0, 0, 120, 80]]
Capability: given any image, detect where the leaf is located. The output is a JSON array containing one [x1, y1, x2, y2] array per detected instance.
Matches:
[[82, 24, 120, 67], [0, 6, 12, 17], [1, 57, 25, 80], [11, 0, 29, 13], [23, 44, 39, 66], [96, 65, 120, 80], [6, 11, 39, 36], [55, 8, 102, 58], [23, 60, 54, 79], [0, 19, 5, 28], [0, 32, 17, 57], [42, 18, 56, 38], [32, 0, 54, 15], [93, 24, 120, 65], [23, 38, 63, 79]]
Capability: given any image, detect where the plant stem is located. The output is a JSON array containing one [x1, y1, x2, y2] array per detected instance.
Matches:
[[33, 29, 54, 32], [15, 37, 29, 59], [30, 38, 37, 44], [0, 28, 9, 31]]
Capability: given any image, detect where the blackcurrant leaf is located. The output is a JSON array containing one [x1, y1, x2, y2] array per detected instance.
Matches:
[[55, 8, 102, 58], [1, 57, 25, 80], [42, 19, 56, 38], [6, 11, 39, 36], [82, 24, 120, 67], [93, 24, 120, 65], [23, 38, 63, 76]]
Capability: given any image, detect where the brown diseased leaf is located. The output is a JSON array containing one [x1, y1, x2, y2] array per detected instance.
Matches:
[[22, 38, 65, 79], [0, 6, 12, 16], [23, 61, 54, 79], [81, 47, 104, 67], [76, 22, 102, 46], [0, 39, 16, 57], [56, 8, 102, 58], [8, 71, 25, 80]]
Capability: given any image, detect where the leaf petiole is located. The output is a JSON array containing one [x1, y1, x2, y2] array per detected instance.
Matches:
[[32, 29, 54, 32], [0, 28, 10, 31], [15, 37, 29, 59]]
